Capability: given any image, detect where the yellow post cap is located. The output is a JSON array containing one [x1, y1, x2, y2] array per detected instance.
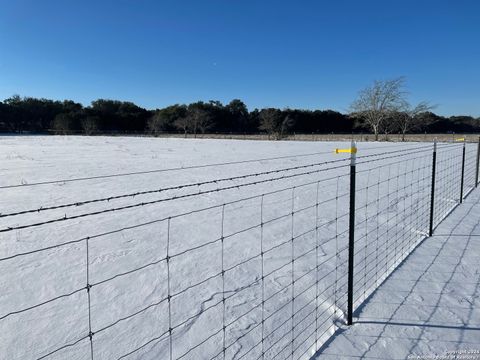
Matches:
[[335, 147, 357, 154]]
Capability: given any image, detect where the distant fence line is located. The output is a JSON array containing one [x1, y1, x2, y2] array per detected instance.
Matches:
[[2, 131, 480, 143], [0, 140, 479, 360], [147, 132, 480, 143]]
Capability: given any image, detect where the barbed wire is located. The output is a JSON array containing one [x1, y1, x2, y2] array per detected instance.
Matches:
[[0, 144, 445, 233], [0, 164, 351, 233], [0, 141, 431, 191], [0, 143, 438, 220], [0, 158, 350, 219], [0, 173, 349, 262]]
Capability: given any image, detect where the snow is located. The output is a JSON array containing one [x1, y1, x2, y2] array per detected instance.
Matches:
[[316, 187, 480, 359], [0, 136, 477, 360]]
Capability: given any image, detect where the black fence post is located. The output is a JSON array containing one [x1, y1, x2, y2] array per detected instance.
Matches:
[[460, 140, 466, 203], [347, 140, 357, 326], [429, 139, 437, 237], [476, 136, 480, 188]]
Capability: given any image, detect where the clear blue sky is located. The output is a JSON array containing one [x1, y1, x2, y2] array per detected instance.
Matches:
[[0, 0, 479, 116]]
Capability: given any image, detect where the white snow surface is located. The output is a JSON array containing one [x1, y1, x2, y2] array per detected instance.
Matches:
[[0, 136, 477, 360], [317, 188, 480, 359]]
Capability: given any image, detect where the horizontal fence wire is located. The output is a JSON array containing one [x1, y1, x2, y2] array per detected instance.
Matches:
[[0, 141, 477, 360], [0, 144, 445, 234], [0, 141, 432, 191]]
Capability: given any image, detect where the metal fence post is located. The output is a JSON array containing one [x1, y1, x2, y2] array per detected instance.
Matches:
[[460, 140, 466, 203], [476, 136, 480, 187], [347, 140, 357, 326], [429, 139, 437, 237]]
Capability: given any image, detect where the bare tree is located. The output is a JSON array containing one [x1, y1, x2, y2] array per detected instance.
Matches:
[[148, 112, 169, 136], [52, 113, 74, 135], [396, 101, 436, 141], [381, 112, 398, 141], [192, 108, 212, 135], [258, 110, 294, 140], [81, 116, 99, 135], [174, 116, 190, 138], [350, 77, 408, 141], [173, 108, 212, 138]]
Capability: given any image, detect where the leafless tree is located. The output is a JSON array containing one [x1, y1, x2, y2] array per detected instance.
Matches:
[[52, 113, 73, 135], [192, 108, 212, 135], [174, 116, 190, 138], [147, 112, 168, 136], [258, 109, 294, 139], [350, 77, 408, 141], [174, 108, 212, 138], [81, 116, 99, 135], [381, 112, 398, 141], [395, 101, 436, 141]]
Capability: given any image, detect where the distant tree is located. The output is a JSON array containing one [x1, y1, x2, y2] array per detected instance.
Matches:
[[289, 109, 352, 134], [194, 108, 212, 135], [248, 109, 261, 132], [2, 95, 24, 131], [226, 99, 249, 132], [81, 116, 99, 135], [258, 108, 293, 139], [3, 94, 22, 106], [90, 99, 148, 132], [448, 115, 479, 133], [148, 112, 170, 135], [259, 108, 282, 138], [1, 94, 479, 136], [52, 113, 74, 134], [174, 116, 190, 137], [396, 102, 436, 141], [172, 102, 212, 137], [418, 112, 449, 133], [350, 77, 408, 141], [0, 97, 16, 131], [281, 114, 295, 137], [3, 95, 65, 132], [0, 101, 6, 131], [62, 100, 83, 114], [313, 110, 352, 133], [180, 103, 213, 137], [148, 104, 188, 135]]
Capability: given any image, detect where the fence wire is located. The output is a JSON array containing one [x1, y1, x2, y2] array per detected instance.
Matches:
[[0, 141, 478, 360]]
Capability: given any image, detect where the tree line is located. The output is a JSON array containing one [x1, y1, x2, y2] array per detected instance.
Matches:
[[0, 94, 478, 138]]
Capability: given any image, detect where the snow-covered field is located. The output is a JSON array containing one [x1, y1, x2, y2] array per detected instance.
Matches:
[[0, 136, 476, 360]]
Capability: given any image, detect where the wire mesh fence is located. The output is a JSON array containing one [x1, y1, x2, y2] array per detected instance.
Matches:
[[0, 140, 479, 360]]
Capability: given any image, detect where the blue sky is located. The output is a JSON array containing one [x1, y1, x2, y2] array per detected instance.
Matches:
[[0, 0, 479, 116]]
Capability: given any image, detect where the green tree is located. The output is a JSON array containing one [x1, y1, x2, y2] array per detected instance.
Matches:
[[226, 99, 249, 132], [259, 108, 294, 139], [148, 104, 187, 134]]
